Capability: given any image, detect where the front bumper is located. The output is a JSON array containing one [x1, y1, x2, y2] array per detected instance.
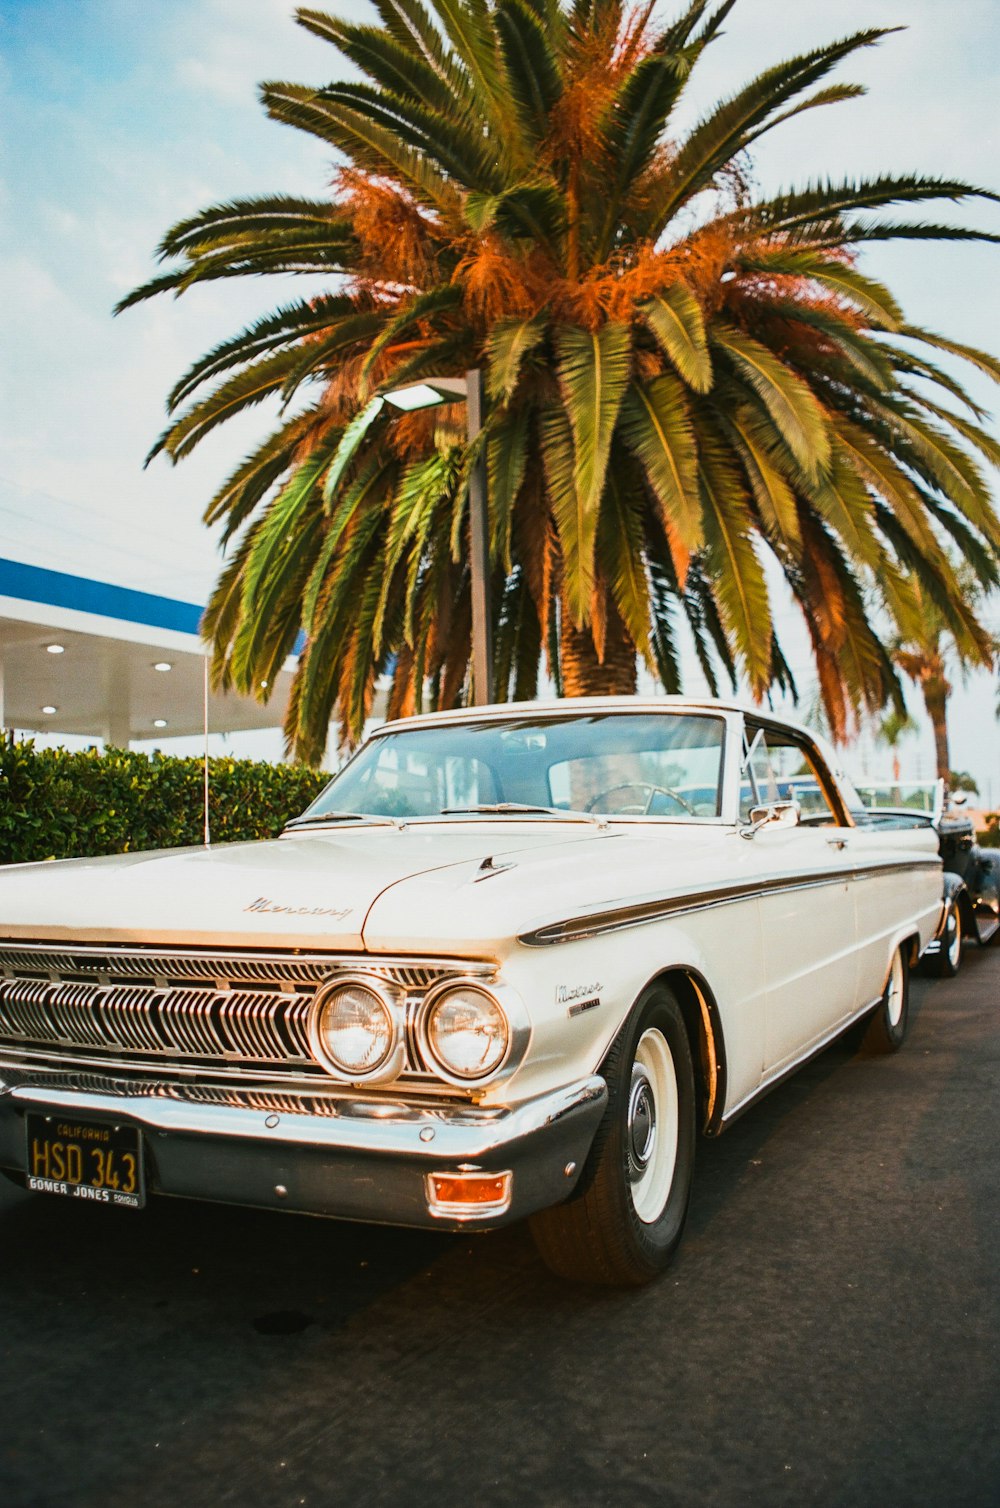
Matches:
[[0, 1063, 607, 1231]]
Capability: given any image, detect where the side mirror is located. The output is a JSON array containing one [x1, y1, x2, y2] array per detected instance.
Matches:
[[741, 800, 800, 839]]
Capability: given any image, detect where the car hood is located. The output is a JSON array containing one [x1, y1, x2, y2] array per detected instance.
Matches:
[[0, 824, 614, 952]]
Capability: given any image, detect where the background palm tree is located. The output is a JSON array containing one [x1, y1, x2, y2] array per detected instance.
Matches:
[[891, 570, 998, 783], [120, 0, 1000, 762]]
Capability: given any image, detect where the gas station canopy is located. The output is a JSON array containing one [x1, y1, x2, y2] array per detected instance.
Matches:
[[0, 557, 293, 745]]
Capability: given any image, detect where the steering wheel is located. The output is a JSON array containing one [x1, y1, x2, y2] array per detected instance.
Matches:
[[584, 782, 696, 817]]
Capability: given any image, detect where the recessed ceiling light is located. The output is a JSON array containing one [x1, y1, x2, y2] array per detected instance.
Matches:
[[153, 718, 168, 728], [41, 705, 58, 715], [45, 644, 65, 654], [152, 661, 172, 672]]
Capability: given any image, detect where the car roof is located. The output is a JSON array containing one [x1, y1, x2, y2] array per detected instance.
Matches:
[[374, 695, 821, 746]]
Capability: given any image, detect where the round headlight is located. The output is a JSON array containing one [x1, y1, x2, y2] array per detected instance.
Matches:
[[315, 980, 394, 1077], [424, 986, 509, 1081]]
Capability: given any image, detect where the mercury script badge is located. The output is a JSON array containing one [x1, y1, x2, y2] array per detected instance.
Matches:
[[557, 982, 603, 1017], [245, 896, 352, 920]]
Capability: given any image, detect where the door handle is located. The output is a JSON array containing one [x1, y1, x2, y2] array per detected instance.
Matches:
[[826, 836, 849, 850]]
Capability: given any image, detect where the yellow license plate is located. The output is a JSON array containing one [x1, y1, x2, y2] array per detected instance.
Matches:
[[25, 1113, 145, 1208]]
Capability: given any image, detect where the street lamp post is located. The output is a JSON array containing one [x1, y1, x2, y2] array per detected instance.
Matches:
[[382, 371, 493, 705], [463, 368, 493, 707]]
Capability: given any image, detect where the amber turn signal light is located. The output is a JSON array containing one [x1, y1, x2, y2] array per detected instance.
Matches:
[[425, 1169, 513, 1220]]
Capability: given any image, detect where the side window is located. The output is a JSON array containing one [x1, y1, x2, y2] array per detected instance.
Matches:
[[741, 726, 842, 826]]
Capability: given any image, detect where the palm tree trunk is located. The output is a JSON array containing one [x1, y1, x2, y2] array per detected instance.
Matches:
[[559, 598, 638, 697], [923, 676, 951, 782]]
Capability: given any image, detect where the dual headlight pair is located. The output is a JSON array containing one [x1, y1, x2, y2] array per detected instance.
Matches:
[[308, 974, 518, 1087]]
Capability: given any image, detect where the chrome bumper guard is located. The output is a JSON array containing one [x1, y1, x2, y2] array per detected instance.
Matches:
[[0, 1064, 607, 1231]]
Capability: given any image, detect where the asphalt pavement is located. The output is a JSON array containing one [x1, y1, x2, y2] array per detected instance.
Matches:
[[1, 948, 998, 1508]]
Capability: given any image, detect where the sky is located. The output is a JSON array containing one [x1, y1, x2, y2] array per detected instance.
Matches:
[[1, 0, 998, 793]]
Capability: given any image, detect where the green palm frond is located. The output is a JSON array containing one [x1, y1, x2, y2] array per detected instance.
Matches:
[[261, 83, 461, 213], [555, 324, 633, 500], [204, 408, 326, 537], [488, 405, 531, 567], [317, 81, 505, 190], [167, 296, 356, 411], [723, 404, 801, 549], [897, 326, 1000, 386], [296, 10, 464, 114], [321, 397, 388, 510], [358, 285, 464, 393], [495, 0, 563, 147], [596, 52, 691, 254], [697, 430, 772, 693], [739, 174, 996, 239], [712, 324, 832, 479], [886, 349, 987, 419], [650, 28, 896, 229], [618, 375, 702, 555], [640, 286, 713, 392], [146, 351, 302, 465], [540, 402, 590, 624], [303, 456, 398, 623], [737, 249, 904, 331], [486, 315, 547, 401], [600, 455, 655, 672]]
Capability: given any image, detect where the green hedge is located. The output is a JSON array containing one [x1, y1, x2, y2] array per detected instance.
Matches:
[[0, 737, 329, 865]]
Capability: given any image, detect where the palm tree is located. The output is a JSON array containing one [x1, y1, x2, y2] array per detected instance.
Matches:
[[120, 0, 1000, 762], [892, 571, 998, 783]]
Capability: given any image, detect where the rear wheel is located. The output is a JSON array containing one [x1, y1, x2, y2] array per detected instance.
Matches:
[[530, 987, 696, 1286], [861, 945, 910, 1054], [928, 900, 962, 978]]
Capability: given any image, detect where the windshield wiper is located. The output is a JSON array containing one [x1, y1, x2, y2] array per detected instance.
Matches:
[[439, 802, 605, 825], [284, 810, 401, 830]]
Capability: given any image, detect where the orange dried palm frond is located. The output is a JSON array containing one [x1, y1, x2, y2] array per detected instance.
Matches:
[[453, 239, 545, 324], [338, 170, 438, 288], [387, 408, 438, 458], [545, 9, 636, 168], [615, 0, 659, 73]]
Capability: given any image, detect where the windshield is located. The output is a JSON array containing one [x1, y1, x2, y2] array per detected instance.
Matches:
[[295, 712, 726, 823]]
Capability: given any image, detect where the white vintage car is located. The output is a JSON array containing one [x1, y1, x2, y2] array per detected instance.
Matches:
[[0, 698, 941, 1285]]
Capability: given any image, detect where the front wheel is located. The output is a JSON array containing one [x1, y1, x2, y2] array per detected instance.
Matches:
[[861, 945, 910, 1054], [530, 987, 696, 1286]]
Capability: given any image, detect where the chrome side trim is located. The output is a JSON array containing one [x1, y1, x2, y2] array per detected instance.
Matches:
[[519, 858, 941, 946]]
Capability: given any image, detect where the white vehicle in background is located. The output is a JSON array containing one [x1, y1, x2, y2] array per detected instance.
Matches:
[[0, 698, 940, 1286]]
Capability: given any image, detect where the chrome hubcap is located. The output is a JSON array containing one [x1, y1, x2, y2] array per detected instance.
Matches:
[[947, 910, 961, 968], [628, 1028, 679, 1225], [886, 951, 905, 1027], [628, 1068, 656, 1176]]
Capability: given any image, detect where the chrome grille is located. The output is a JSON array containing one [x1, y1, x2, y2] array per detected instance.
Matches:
[[0, 941, 491, 1084]]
